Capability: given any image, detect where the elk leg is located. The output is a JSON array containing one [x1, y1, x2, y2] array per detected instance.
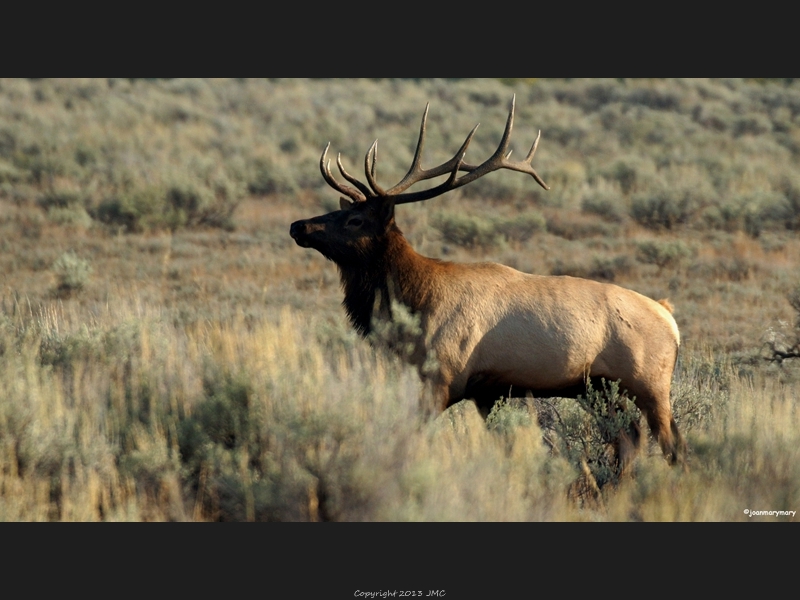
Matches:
[[460, 378, 515, 420], [637, 393, 686, 466], [608, 402, 642, 474], [668, 417, 688, 467], [616, 423, 641, 472], [421, 379, 453, 417]]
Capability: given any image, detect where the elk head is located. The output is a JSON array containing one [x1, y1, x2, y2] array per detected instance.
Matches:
[[289, 196, 396, 268], [289, 94, 550, 263]]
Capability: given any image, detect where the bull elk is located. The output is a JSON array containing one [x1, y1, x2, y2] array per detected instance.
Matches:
[[290, 95, 686, 466]]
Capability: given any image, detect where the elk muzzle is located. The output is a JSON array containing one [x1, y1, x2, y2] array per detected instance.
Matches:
[[290, 219, 323, 248]]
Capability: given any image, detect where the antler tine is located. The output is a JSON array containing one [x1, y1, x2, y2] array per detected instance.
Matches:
[[320, 143, 367, 202], [524, 131, 549, 190], [364, 140, 386, 196], [336, 153, 373, 199], [385, 102, 431, 195], [489, 93, 516, 162], [410, 103, 430, 173], [526, 130, 541, 162]]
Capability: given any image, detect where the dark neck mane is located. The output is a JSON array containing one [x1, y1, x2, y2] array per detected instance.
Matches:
[[339, 267, 386, 336], [337, 227, 433, 337]]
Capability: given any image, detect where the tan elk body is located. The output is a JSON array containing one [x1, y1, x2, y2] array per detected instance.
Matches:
[[290, 96, 686, 465]]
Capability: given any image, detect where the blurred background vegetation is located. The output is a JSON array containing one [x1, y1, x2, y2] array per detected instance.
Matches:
[[1, 78, 800, 520]]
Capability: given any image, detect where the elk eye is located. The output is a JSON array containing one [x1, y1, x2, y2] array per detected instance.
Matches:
[[347, 217, 363, 227]]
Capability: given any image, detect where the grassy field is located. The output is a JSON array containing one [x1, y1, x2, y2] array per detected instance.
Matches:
[[1, 78, 799, 521]]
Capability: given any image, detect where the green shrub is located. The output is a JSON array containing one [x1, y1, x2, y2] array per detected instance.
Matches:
[[486, 398, 533, 435], [16, 209, 44, 239], [94, 179, 242, 233], [635, 239, 695, 269], [433, 212, 501, 249], [581, 190, 626, 222], [545, 214, 616, 240], [687, 255, 754, 282], [763, 284, 800, 365], [95, 190, 159, 232], [602, 159, 649, 194], [778, 175, 800, 231], [589, 255, 634, 281], [551, 255, 633, 282], [631, 189, 702, 230], [705, 191, 790, 236], [493, 212, 547, 242], [47, 206, 93, 229], [537, 378, 640, 489], [0, 159, 23, 183], [577, 379, 639, 450], [701, 203, 747, 233], [165, 179, 241, 230], [433, 211, 545, 249], [692, 102, 736, 132], [39, 320, 139, 369], [670, 352, 729, 433], [51, 251, 92, 296], [38, 189, 86, 211], [733, 114, 772, 136], [176, 368, 366, 522], [486, 398, 537, 455], [247, 157, 299, 196]]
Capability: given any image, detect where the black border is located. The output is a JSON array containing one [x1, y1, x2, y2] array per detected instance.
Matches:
[[6, 523, 792, 596]]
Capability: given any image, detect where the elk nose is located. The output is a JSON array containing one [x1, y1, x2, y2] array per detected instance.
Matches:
[[290, 220, 312, 247], [289, 221, 302, 239]]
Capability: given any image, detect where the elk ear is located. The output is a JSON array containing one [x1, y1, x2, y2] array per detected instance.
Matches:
[[339, 197, 354, 210], [377, 197, 395, 226]]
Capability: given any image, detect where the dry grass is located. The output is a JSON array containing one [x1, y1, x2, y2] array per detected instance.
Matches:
[[2, 296, 798, 521]]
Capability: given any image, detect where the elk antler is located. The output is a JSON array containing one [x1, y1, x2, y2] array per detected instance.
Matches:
[[320, 143, 368, 203], [319, 94, 549, 205]]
